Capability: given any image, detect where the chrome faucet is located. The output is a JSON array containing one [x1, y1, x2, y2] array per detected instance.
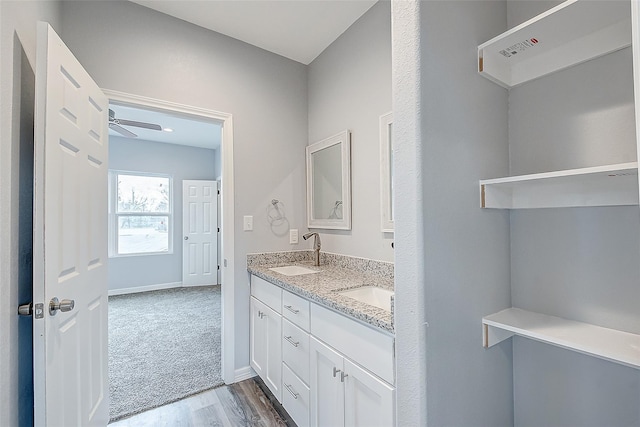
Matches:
[[303, 232, 321, 266]]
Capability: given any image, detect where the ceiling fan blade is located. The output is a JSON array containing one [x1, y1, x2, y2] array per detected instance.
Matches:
[[109, 122, 138, 138], [116, 119, 162, 131]]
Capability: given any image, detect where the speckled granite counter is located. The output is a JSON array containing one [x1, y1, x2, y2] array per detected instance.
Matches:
[[247, 251, 394, 334]]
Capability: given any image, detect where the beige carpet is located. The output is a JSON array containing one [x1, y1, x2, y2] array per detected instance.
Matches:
[[108, 285, 223, 422]]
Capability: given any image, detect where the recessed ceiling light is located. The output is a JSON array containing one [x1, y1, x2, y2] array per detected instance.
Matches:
[[163, 127, 174, 132]]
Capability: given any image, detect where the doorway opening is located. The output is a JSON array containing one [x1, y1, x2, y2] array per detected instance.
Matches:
[[103, 91, 235, 421]]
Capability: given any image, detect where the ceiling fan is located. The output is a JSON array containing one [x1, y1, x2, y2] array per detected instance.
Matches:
[[108, 109, 162, 138]]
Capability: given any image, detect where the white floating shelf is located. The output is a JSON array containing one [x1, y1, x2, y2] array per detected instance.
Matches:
[[478, 0, 632, 88], [483, 308, 640, 370], [480, 162, 639, 209]]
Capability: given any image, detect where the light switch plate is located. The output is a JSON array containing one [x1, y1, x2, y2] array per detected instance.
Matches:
[[290, 229, 298, 244], [243, 215, 253, 231]]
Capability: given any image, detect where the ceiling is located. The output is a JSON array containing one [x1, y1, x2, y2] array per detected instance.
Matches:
[[129, 0, 378, 65], [109, 103, 222, 150]]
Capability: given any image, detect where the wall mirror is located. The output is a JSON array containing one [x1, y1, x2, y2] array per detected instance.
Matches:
[[380, 112, 393, 232], [306, 130, 352, 230]]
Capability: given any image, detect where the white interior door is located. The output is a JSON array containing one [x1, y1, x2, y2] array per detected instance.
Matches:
[[33, 22, 109, 426], [183, 180, 218, 286]]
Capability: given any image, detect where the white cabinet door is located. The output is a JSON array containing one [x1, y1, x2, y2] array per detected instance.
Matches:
[[250, 297, 266, 378], [263, 301, 283, 402], [310, 337, 345, 427], [343, 359, 395, 427], [34, 22, 109, 426], [250, 296, 283, 402]]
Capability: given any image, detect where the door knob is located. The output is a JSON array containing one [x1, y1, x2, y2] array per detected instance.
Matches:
[[184, 236, 189, 240], [49, 297, 75, 316]]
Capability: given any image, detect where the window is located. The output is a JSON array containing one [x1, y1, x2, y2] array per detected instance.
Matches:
[[109, 171, 173, 256]]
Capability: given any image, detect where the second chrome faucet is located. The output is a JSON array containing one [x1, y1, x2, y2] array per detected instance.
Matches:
[[303, 232, 321, 266]]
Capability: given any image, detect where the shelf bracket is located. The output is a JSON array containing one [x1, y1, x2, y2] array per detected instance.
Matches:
[[483, 322, 514, 348]]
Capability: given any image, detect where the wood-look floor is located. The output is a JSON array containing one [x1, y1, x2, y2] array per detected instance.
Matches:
[[109, 379, 293, 427]]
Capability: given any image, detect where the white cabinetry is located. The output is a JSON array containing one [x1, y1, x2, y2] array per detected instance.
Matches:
[[281, 289, 311, 427], [478, 0, 640, 370], [249, 274, 396, 426], [310, 337, 394, 427], [250, 276, 282, 401]]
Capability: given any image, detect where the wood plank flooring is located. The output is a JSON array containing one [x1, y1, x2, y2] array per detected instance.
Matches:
[[109, 379, 293, 427]]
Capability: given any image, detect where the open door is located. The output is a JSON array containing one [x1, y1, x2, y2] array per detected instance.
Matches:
[[33, 22, 109, 426]]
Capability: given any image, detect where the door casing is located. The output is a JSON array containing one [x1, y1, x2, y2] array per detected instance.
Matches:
[[103, 89, 236, 384]]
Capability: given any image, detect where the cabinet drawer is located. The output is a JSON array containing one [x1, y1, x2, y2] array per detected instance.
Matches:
[[282, 290, 310, 331], [282, 318, 310, 385], [251, 275, 282, 313], [311, 304, 394, 385], [282, 363, 310, 427]]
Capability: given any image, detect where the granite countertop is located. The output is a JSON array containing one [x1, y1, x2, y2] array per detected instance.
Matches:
[[248, 259, 394, 334]]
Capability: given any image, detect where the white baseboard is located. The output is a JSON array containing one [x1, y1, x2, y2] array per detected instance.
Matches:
[[182, 282, 220, 288], [233, 366, 256, 383], [108, 281, 183, 296]]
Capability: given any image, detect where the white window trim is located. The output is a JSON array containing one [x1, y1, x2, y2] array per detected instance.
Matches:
[[108, 170, 174, 258]]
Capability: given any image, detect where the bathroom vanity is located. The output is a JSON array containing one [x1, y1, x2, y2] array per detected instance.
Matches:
[[247, 252, 395, 427]]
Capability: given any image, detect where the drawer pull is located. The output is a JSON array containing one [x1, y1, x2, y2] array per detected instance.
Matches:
[[284, 383, 299, 399], [284, 305, 300, 314], [341, 371, 348, 382], [332, 367, 341, 378], [284, 335, 300, 347], [257, 311, 266, 319]]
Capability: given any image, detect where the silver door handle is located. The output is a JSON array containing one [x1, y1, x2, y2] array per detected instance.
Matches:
[[49, 297, 75, 316], [284, 335, 299, 347], [333, 367, 341, 377], [284, 383, 299, 399], [284, 305, 299, 314], [341, 371, 348, 382]]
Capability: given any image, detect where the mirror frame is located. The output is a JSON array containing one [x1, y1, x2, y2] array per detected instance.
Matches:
[[380, 112, 393, 232], [306, 130, 352, 230]]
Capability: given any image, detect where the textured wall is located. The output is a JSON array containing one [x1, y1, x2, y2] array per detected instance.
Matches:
[[420, 1, 514, 425], [307, 1, 393, 262], [60, 0, 308, 374]]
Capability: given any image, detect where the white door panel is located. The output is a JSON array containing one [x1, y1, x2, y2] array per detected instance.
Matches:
[[310, 337, 344, 427], [183, 180, 218, 285], [34, 22, 109, 426], [343, 359, 395, 427]]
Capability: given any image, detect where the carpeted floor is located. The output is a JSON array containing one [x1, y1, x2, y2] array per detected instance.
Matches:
[[108, 285, 223, 422]]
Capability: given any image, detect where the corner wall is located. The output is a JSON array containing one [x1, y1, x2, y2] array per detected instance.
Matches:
[[60, 0, 308, 373], [0, 2, 62, 425], [108, 136, 218, 292], [307, 1, 393, 262]]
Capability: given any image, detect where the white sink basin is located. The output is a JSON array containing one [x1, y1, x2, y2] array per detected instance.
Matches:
[[269, 265, 321, 276], [338, 286, 394, 312]]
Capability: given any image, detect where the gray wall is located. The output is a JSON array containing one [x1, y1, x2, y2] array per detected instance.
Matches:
[[0, 2, 62, 426], [307, 1, 393, 262], [108, 136, 218, 291], [507, 1, 640, 425], [418, 1, 514, 425], [60, 0, 308, 373]]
